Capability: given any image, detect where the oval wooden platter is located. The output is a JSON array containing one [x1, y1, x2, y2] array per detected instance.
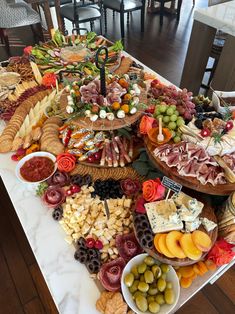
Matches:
[[144, 137, 235, 196], [133, 193, 218, 267], [60, 89, 145, 131]]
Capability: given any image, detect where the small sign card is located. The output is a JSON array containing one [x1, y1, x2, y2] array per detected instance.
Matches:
[[162, 176, 182, 194]]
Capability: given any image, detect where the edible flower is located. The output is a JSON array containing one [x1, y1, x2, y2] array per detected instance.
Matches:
[[200, 128, 211, 137], [120, 178, 141, 196], [23, 46, 33, 55], [139, 115, 156, 135], [42, 73, 57, 88], [42, 186, 66, 208], [142, 178, 166, 202], [56, 153, 76, 172], [207, 238, 235, 266]]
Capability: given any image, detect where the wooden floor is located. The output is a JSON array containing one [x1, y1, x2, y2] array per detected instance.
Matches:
[[0, 1, 235, 313]]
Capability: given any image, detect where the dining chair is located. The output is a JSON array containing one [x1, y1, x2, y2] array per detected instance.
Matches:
[[153, 0, 183, 26], [0, 0, 43, 56], [58, 0, 102, 35], [103, 0, 146, 39]]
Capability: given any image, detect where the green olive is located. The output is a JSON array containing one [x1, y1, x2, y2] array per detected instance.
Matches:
[[166, 281, 173, 289], [144, 256, 155, 266], [125, 273, 134, 287], [138, 282, 149, 293], [133, 291, 145, 300], [161, 273, 167, 280], [157, 278, 166, 292], [148, 283, 158, 296], [144, 270, 154, 284], [147, 296, 155, 303], [160, 263, 170, 273], [135, 295, 148, 312], [129, 280, 139, 293], [155, 293, 165, 305], [138, 263, 147, 274], [152, 265, 162, 279], [164, 288, 175, 305], [131, 266, 139, 279], [149, 302, 160, 313], [140, 274, 145, 282]]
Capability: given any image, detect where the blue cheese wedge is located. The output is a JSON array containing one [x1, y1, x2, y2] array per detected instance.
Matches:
[[145, 200, 183, 233], [200, 218, 217, 232], [185, 218, 201, 232], [178, 199, 203, 222]]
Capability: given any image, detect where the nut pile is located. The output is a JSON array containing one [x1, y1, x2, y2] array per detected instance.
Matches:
[[60, 185, 133, 261]]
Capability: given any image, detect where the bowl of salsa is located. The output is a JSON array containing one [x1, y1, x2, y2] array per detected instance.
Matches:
[[15, 152, 57, 184]]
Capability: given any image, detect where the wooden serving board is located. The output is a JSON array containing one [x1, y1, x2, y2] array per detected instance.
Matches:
[[60, 90, 145, 131], [145, 137, 235, 196], [133, 193, 218, 267]]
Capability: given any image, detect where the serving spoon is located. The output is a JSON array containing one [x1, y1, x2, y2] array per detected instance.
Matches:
[[157, 117, 164, 142]]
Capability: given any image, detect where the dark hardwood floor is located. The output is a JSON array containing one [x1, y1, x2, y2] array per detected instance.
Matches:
[[0, 1, 235, 313]]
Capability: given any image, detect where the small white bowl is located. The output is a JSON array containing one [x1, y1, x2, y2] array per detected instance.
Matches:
[[212, 90, 235, 114], [15, 151, 57, 184], [121, 253, 180, 314]]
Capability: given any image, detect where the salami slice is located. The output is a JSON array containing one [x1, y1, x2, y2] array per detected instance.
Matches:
[[116, 233, 143, 262], [99, 257, 125, 291]]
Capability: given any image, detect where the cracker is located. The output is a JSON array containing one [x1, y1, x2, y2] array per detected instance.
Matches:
[[104, 293, 127, 314], [96, 291, 115, 314]]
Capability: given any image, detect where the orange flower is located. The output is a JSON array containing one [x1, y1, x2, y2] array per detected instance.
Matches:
[[56, 153, 76, 172], [142, 178, 165, 202], [207, 239, 235, 266], [42, 73, 57, 88], [139, 115, 156, 134]]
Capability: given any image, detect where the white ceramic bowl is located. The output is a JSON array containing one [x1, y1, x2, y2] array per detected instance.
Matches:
[[121, 253, 180, 314], [15, 151, 57, 184]]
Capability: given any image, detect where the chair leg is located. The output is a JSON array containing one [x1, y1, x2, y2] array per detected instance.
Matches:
[[141, 6, 145, 32], [90, 21, 94, 31], [99, 18, 103, 35], [113, 10, 115, 17], [1, 28, 11, 56], [120, 11, 125, 38], [160, 0, 164, 26], [31, 23, 44, 44], [104, 8, 107, 32], [61, 16, 67, 35], [127, 12, 130, 25], [177, 0, 183, 21]]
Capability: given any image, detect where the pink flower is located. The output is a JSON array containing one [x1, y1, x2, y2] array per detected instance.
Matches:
[[24, 46, 33, 55]]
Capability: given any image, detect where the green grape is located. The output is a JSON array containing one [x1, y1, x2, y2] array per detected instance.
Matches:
[[171, 130, 176, 138], [169, 105, 176, 111], [168, 122, 177, 130], [159, 104, 167, 113], [166, 108, 174, 116], [176, 118, 185, 127], [157, 115, 164, 120], [175, 110, 179, 116], [170, 114, 177, 122], [173, 136, 181, 143], [163, 116, 170, 123]]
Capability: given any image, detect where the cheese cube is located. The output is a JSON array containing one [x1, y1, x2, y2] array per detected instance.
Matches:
[[200, 218, 217, 232], [185, 218, 201, 232]]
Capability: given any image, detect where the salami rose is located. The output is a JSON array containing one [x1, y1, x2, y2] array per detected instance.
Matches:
[[47, 170, 70, 187], [56, 153, 76, 172], [120, 178, 141, 196], [142, 178, 165, 202], [116, 233, 142, 262], [139, 116, 156, 135], [42, 186, 66, 208], [99, 257, 125, 291]]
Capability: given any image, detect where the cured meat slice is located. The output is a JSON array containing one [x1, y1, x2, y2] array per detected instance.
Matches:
[[99, 257, 126, 291], [165, 152, 180, 167], [116, 233, 142, 262]]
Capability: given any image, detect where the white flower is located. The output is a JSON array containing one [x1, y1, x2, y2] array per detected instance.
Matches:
[[68, 100, 74, 106], [106, 112, 115, 121], [66, 105, 74, 114], [132, 96, 139, 105], [133, 84, 141, 95], [90, 114, 98, 122], [117, 110, 125, 119], [67, 95, 73, 102], [130, 90, 135, 95], [99, 109, 107, 119], [65, 85, 71, 92], [70, 89, 75, 95], [130, 107, 137, 114]]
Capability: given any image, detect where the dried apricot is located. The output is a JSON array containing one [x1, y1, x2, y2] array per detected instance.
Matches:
[[197, 261, 208, 275], [121, 104, 130, 113], [123, 93, 132, 101], [112, 102, 120, 110], [180, 277, 192, 289], [205, 260, 217, 271], [178, 266, 195, 278], [119, 78, 129, 88]]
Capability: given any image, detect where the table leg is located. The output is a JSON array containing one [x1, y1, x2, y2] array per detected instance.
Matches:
[[211, 34, 235, 91], [55, 0, 64, 32], [180, 20, 216, 95]]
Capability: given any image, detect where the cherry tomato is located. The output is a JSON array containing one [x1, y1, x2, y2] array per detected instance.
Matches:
[[71, 185, 81, 193], [86, 237, 95, 248]]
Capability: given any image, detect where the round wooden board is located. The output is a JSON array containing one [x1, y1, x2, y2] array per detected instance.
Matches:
[[144, 137, 235, 196], [60, 90, 145, 131], [133, 193, 218, 267]]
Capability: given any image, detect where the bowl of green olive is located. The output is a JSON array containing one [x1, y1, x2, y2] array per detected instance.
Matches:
[[121, 253, 180, 314]]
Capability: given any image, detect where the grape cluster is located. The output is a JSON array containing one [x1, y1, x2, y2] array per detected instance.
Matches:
[[192, 95, 215, 113], [74, 237, 101, 274], [154, 103, 185, 143], [70, 174, 92, 186], [93, 179, 124, 200], [151, 85, 196, 121]]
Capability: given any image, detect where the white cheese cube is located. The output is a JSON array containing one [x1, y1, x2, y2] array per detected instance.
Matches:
[[185, 218, 201, 232]]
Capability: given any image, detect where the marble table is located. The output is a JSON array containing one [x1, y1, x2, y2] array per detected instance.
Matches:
[[0, 52, 234, 314], [180, 0, 235, 95]]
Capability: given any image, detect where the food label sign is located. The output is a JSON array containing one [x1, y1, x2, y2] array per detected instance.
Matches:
[[162, 176, 182, 194]]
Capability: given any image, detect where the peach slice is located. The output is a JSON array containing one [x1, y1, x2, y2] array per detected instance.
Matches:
[[178, 266, 195, 278], [166, 231, 186, 259], [179, 233, 202, 261], [154, 234, 162, 254], [180, 277, 193, 289], [158, 234, 175, 258], [191, 230, 212, 252]]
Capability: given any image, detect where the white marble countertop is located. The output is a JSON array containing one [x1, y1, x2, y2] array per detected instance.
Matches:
[[0, 53, 234, 314], [194, 0, 235, 35]]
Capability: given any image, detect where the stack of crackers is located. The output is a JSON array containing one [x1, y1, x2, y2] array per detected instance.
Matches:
[[96, 291, 134, 314]]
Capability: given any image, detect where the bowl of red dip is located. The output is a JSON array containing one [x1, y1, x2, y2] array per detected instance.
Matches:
[[15, 152, 57, 184]]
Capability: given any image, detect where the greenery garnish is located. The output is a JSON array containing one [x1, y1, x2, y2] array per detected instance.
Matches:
[[36, 182, 48, 197]]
